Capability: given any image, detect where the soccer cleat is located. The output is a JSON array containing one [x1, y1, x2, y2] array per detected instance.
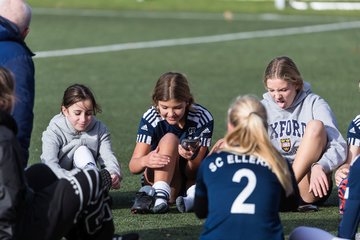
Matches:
[[100, 168, 112, 191], [176, 196, 186, 213], [113, 233, 140, 240], [152, 202, 169, 214], [131, 186, 156, 214], [338, 178, 348, 214], [297, 204, 319, 212], [131, 192, 155, 214]]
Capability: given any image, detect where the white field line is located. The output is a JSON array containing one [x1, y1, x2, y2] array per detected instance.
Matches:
[[34, 21, 360, 59], [32, 8, 339, 22]]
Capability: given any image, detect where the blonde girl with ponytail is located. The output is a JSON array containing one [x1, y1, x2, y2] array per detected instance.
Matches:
[[194, 95, 299, 240], [224, 95, 294, 197]]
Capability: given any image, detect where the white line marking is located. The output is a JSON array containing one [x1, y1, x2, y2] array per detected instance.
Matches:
[[34, 21, 360, 59], [32, 7, 257, 20], [32, 8, 337, 22]]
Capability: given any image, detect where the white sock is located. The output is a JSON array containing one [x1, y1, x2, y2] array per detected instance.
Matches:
[[183, 184, 195, 211], [153, 181, 170, 207], [73, 146, 96, 169]]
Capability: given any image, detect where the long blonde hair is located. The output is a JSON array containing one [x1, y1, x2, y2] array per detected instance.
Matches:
[[223, 95, 294, 196]]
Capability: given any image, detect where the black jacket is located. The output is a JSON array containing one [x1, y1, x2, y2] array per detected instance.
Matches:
[[0, 110, 27, 239]]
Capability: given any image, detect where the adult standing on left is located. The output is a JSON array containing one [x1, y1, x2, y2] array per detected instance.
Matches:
[[0, 0, 35, 166]]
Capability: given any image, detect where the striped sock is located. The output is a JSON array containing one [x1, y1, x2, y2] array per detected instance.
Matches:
[[153, 181, 170, 207]]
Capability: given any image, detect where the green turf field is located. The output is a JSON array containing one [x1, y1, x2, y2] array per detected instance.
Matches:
[[25, 1, 360, 239]]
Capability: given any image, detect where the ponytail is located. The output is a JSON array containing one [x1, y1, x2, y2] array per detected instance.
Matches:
[[223, 95, 294, 196]]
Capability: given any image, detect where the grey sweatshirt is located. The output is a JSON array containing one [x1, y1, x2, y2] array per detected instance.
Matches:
[[261, 82, 347, 173], [40, 113, 121, 179]]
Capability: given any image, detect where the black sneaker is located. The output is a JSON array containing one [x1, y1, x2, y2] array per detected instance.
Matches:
[[131, 186, 156, 214], [176, 196, 186, 213], [113, 233, 140, 240], [152, 202, 169, 214], [297, 204, 319, 212]]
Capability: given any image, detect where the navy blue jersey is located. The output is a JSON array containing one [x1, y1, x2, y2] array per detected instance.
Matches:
[[347, 115, 360, 147], [136, 104, 213, 150], [338, 156, 360, 239], [195, 151, 292, 240]]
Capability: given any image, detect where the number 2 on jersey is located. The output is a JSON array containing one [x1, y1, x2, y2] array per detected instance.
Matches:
[[230, 168, 256, 214]]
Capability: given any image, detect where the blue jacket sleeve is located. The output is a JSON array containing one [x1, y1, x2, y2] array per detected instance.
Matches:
[[5, 54, 35, 166], [338, 156, 360, 239]]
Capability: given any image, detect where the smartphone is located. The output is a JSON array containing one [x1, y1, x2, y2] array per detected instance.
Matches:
[[180, 138, 201, 152]]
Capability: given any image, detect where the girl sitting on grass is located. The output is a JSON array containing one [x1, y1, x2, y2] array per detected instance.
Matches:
[[129, 72, 214, 214], [194, 95, 299, 240], [41, 84, 122, 190]]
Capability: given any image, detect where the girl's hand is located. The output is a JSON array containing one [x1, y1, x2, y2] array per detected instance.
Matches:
[[178, 144, 195, 160], [335, 166, 349, 187], [309, 164, 329, 198], [209, 138, 225, 155], [146, 147, 170, 169], [111, 174, 121, 189]]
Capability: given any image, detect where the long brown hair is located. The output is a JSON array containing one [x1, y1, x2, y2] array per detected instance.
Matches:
[[61, 84, 101, 114], [0, 67, 15, 113], [152, 72, 194, 108]]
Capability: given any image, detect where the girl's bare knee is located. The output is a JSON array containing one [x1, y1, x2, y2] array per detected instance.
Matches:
[[305, 120, 327, 147], [158, 133, 179, 148], [306, 120, 325, 137]]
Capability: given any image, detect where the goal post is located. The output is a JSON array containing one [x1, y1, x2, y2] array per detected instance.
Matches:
[[275, 0, 360, 10]]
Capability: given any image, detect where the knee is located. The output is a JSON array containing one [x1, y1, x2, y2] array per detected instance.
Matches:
[[74, 146, 93, 159], [158, 133, 179, 148], [305, 120, 326, 139], [156, 133, 180, 162], [73, 145, 96, 169]]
